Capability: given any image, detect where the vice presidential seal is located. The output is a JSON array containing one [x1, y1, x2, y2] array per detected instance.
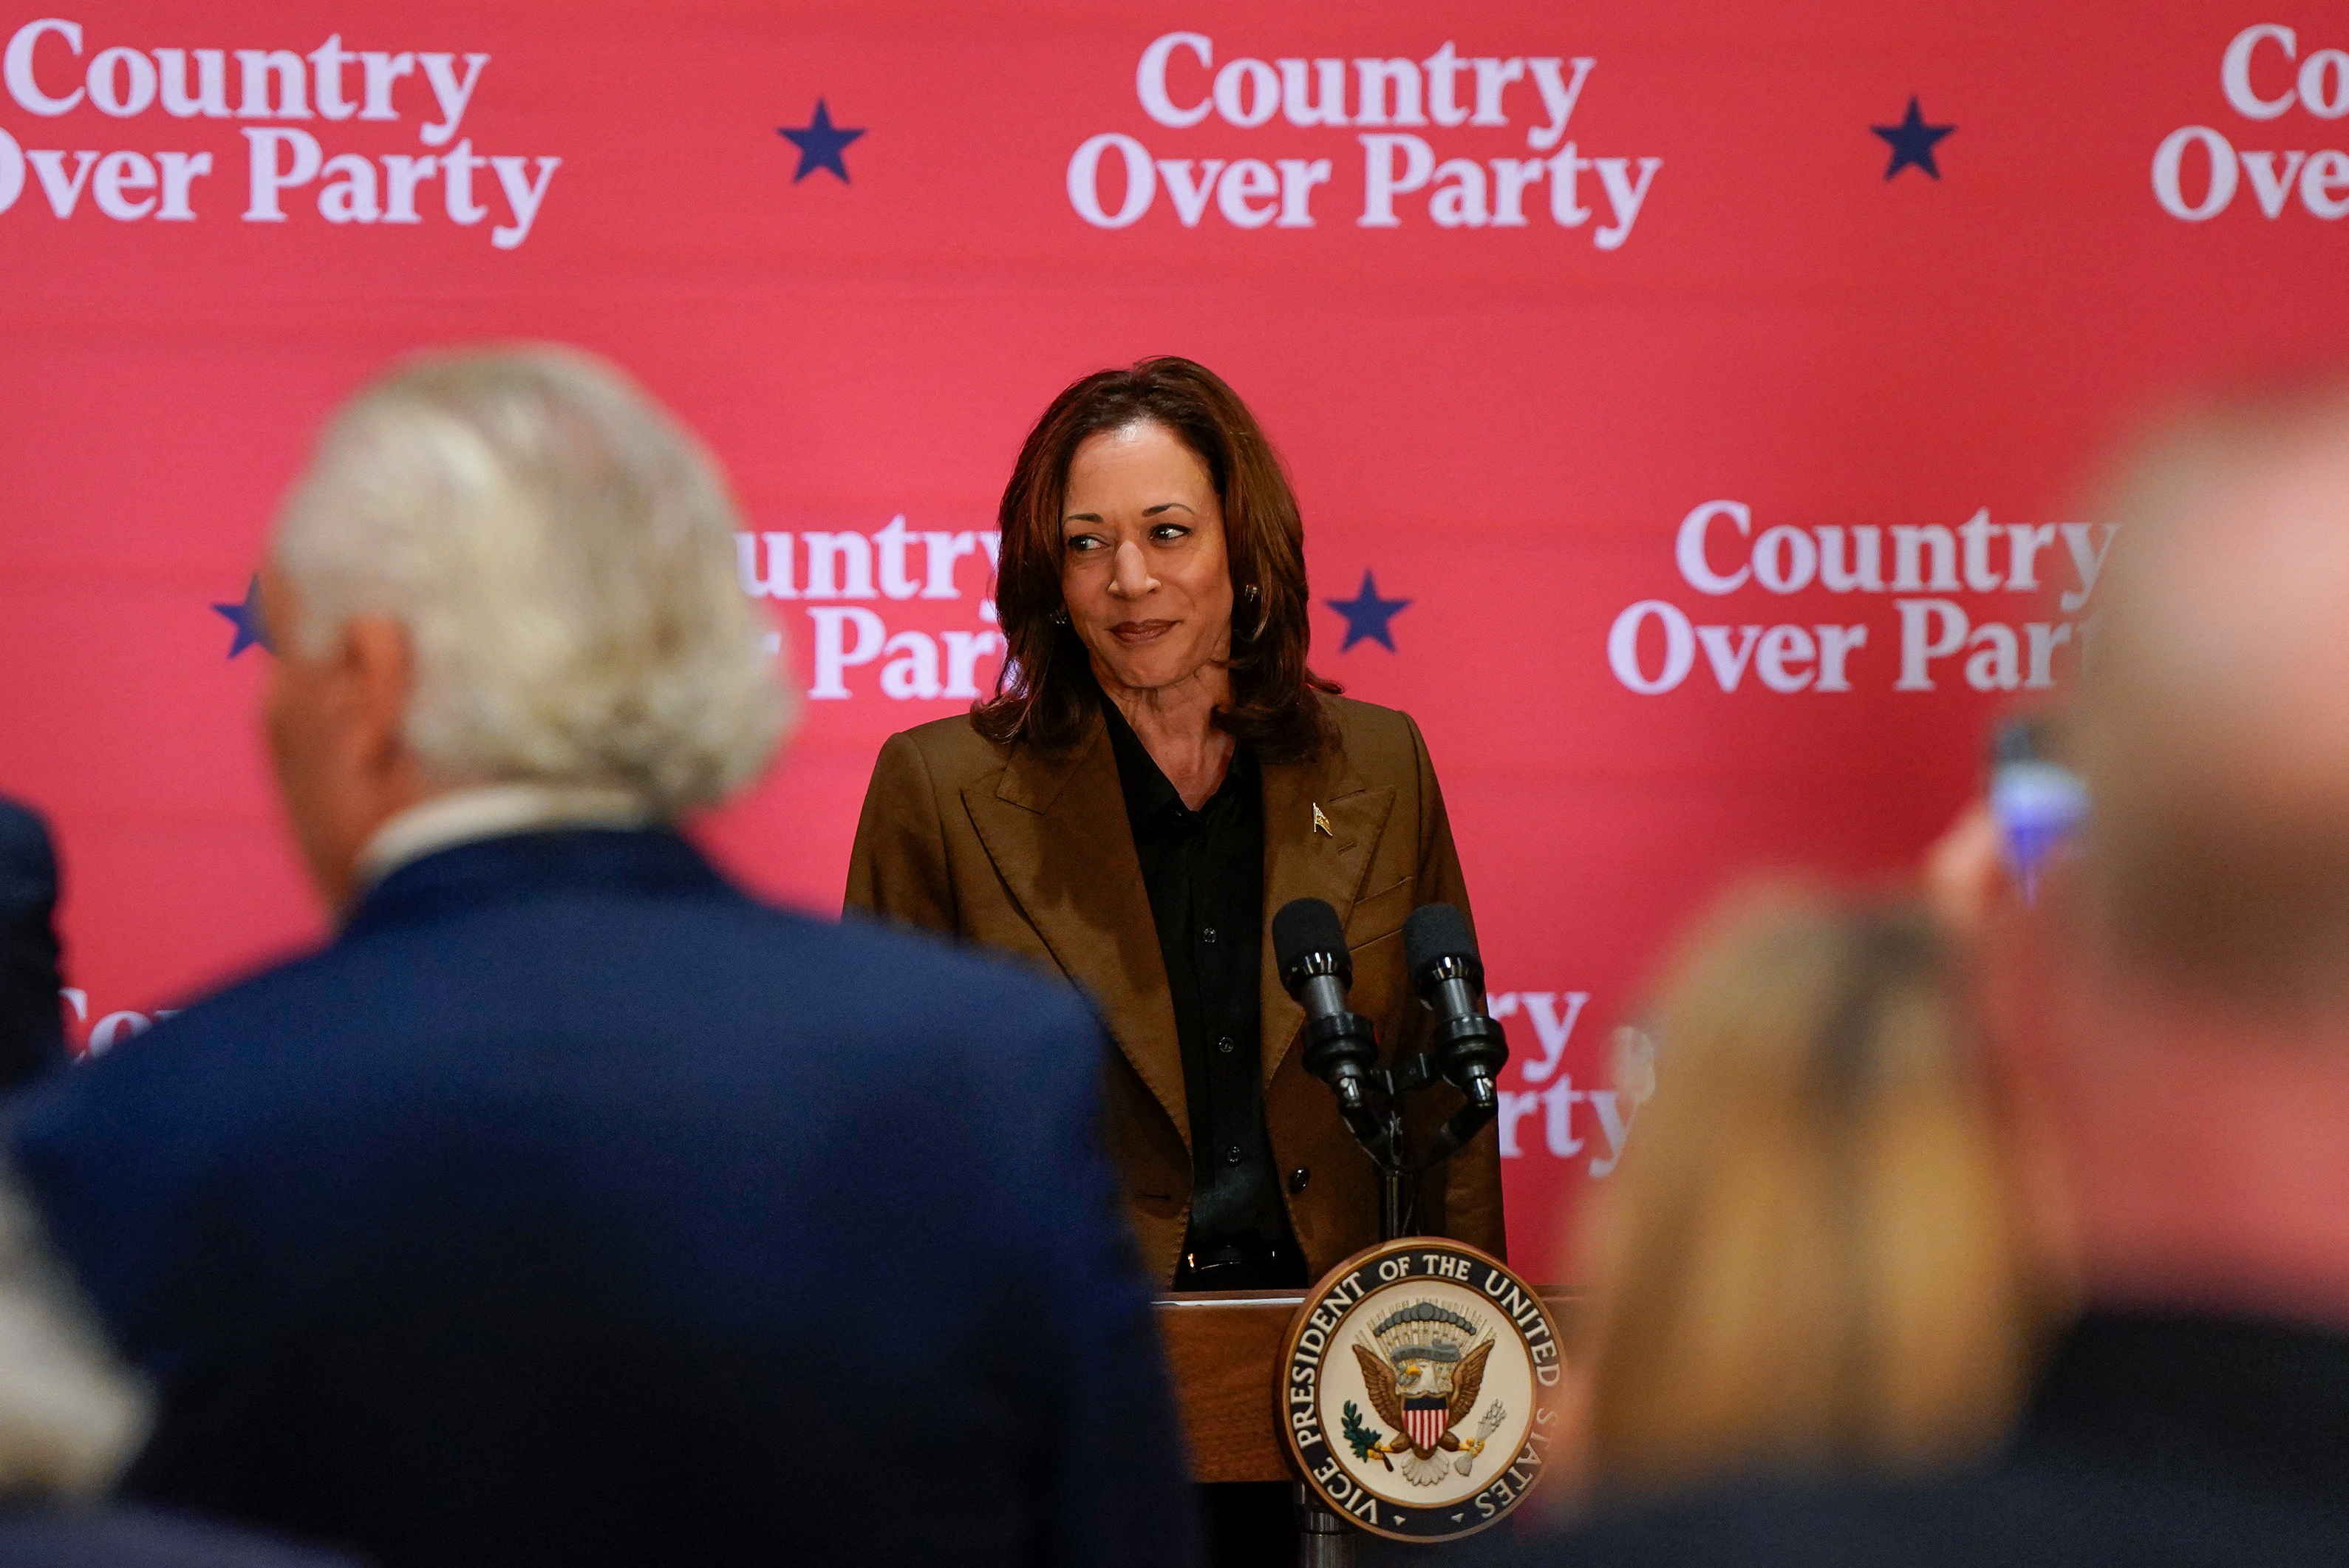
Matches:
[[1277, 1237, 1561, 1543]]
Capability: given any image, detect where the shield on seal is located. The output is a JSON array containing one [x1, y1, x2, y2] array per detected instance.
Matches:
[[1404, 1397, 1448, 1453]]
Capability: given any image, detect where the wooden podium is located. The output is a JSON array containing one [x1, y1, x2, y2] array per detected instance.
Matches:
[[1155, 1286, 1576, 1559], [1156, 1289, 1313, 1485]]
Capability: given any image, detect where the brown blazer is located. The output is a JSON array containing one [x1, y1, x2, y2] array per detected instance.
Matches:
[[844, 695, 1506, 1286]]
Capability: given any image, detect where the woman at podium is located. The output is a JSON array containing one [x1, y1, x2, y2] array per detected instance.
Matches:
[[847, 356, 1503, 1294]]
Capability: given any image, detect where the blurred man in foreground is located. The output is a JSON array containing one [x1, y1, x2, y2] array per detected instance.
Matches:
[[7, 348, 1199, 1568], [0, 1174, 355, 1567], [1489, 384, 2349, 1564]]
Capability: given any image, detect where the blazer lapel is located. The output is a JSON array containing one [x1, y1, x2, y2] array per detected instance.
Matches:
[[1258, 748, 1395, 1088], [961, 717, 1191, 1150]]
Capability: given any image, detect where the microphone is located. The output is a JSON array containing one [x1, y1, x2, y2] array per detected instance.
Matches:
[[1404, 904, 1508, 1165], [1274, 897, 1354, 1034], [1274, 898, 1391, 1157]]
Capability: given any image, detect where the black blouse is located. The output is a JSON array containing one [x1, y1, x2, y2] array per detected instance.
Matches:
[[1101, 701, 1305, 1288]]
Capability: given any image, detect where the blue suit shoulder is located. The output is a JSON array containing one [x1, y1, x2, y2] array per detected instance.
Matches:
[[0, 797, 58, 884], [6, 833, 1194, 1568], [777, 899, 1100, 1037], [28, 857, 1098, 1102], [0, 1506, 358, 1568], [8, 844, 1116, 1331], [0, 795, 66, 1091]]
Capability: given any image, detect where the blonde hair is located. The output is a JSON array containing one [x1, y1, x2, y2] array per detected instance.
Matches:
[[274, 345, 791, 818], [1577, 887, 2028, 1496]]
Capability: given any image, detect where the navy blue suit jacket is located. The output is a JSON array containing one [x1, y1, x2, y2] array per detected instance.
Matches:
[[10, 830, 1200, 1568], [0, 797, 67, 1091], [0, 1506, 358, 1568]]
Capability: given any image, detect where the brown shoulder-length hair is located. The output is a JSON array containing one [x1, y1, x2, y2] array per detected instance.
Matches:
[[972, 356, 1340, 760]]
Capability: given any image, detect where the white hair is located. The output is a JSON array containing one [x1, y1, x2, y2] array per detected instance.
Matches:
[[274, 345, 791, 817], [0, 1176, 149, 1501]]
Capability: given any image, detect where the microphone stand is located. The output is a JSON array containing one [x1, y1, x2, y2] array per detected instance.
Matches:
[[1289, 1049, 1501, 1568], [1286, 907, 1507, 1239], [1277, 901, 1507, 1568], [1354, 1049, 1497, 1243], [1285, 971, 1501, 1240]]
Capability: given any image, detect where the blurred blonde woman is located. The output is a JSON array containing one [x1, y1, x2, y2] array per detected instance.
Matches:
[[1569, 885, 2034, 1501]]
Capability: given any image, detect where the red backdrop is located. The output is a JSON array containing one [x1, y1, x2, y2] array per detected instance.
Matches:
[[2, 0, 2341, 1274]]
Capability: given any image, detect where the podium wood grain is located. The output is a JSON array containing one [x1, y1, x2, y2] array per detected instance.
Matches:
[[1155, 1291, 1306, 1484], [1153, 1287, 1581, 1486]]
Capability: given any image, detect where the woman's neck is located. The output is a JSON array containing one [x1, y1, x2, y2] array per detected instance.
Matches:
[[1100, 662, 1235, 811]]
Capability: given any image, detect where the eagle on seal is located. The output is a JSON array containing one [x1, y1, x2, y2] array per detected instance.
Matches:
[[1351, 1331, 1496, 1487]]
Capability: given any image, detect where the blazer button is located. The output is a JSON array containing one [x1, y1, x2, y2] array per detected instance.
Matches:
[[1289, 1168, 1311, 1194], [1225, 1145, 1244, 1165], [1201, 925, 1220, 944], [1217, 1035, 1235, 1054]]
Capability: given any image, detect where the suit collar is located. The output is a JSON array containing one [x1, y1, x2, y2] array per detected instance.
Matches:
[[992, 720, 1097, 814], [341, 828, 731, 941], [355, 784, 650, 893], [965, 706, 1397, 1134], [964, 715, 1191, 1145]]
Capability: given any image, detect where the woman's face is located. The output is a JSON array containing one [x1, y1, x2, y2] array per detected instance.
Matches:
[[1059, 420, 1235, 696]]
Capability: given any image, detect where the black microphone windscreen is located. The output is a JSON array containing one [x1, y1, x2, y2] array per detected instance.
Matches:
[[1273, 897, 1348, 970], [1405, 903, 1478, 978]]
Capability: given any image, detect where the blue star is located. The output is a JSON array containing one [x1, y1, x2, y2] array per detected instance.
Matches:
[[211, 573, 272, 658], [777, 99, 865, 183], [1326, 571, 1411, 653], [1873, 96, 1954, 180]]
